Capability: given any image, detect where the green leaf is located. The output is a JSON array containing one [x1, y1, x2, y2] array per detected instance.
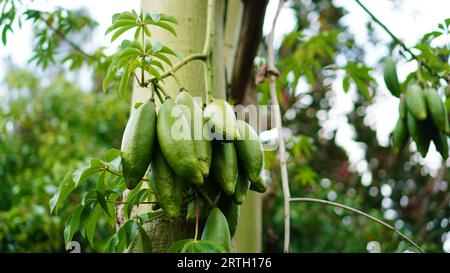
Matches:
[[160, 14, 179, 25], [150, 59, 164, 71], [104, 148, 122, 162], [119, 68, 130, 99], [134, 27, 141, 40], [111, 25, 136, 42], [72, 158, 104, 185], [49, 171, 76, 214], [96, 172, 110, 216], [143, 25, 151, 37], [118, 11, 136, 21], [154, 53, 173, 67], [169, 239, 193, 253], [85, 204, 101, 247], [78, 201, 95, 236], [343, 76, 350, 92], [106, 19, 137, 35], [63, 206, 84, 248], [123, 181, 144, 219], [136, 223, 152, 252], [353, 77, 371, 100], [153, 21, 177, 36], [181, 240, 226, 253]]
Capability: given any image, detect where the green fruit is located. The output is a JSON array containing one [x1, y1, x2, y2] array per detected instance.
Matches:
[[406, 111, 430, 157], [249, 176, 267, 193], [383, 57, 401, 97], [121, 100, 156, 189], [211, 142, 238, 196], [405, 88, 427, 120], [234, 120, 264, 184], [157, 99, 204, 186], [201, 208, 232, 253], [424, 89, 449, 133], [176, 91, 212, 178], [218, 195, 240, 238], [392, 117, 409, 154], [399, 95, 407, 120], [149, 145, 184, 219], [430, 125, 449, 160], [203, 99, 240, 141], [233, 169, 250, 205]]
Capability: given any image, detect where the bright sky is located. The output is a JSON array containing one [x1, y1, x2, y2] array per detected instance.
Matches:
[[1, 0, 449, 175]]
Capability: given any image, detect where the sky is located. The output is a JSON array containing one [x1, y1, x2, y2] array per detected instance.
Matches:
[[1, 0, 450, 176]]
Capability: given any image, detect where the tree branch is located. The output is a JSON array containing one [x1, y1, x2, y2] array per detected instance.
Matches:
[[353, 0, 447, 83], [267, 0, 291, 253], [44, 22, 95, 60], [229, 0, 268, 104], [290, 197, 425, 253]]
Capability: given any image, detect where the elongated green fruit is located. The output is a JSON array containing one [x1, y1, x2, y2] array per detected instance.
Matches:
[[157, 98, 203, 186], [201, 208, 232, 253], [218, 195, 240, 238], [234, 120, 264, 184], [203, 99, 240, 141], [431, 129, 449, 160], [149, 145, 184, 219], [424, 89, 449, 133], [176, 91, 212, 178], [392, 117, 409, 154], [211, 142, 238, 196], [233, 169, 250, 205], [383, 57, 401, 97], [121, 100, 156, 189], [406, 111, 430, 157], [405, 89, 427, 120], [399, 95, 407, 120], [249, 176, 267, 193]]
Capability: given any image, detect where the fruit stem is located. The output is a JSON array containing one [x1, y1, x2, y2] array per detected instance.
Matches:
[[194, 194, 200, 241]]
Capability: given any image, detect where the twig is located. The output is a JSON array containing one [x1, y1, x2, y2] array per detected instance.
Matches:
[[43, 20, 95, 60], [290, 197, 425, 253], [267, 0, 291, 253], [353, 0, 447, 83], [104, 167, 149, 182], [106, 200, 158, 205], [158, 53, 207, 81], [194, 195, 200, 241]]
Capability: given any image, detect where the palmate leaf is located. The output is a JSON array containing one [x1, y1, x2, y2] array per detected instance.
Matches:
[[111, 25, 136, 42], [144, 12, 178, 36], [63, 206, 84, 249]]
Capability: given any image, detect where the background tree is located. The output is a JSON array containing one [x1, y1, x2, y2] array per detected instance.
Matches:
[[0, 0, 449, 253]]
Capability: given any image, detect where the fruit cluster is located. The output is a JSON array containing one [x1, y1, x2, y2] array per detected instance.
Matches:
[[120, 90, 266, 235], [384, 58, 449, 159]]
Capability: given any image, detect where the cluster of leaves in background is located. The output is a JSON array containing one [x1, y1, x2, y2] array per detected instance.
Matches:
[[0, 66, 129, 252], [260, 0, 450, 253]]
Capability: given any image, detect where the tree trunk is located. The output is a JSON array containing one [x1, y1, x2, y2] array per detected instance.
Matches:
[[128, 0, 226, 253]]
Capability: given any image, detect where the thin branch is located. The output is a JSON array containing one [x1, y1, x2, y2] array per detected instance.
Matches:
[[267, 0, 291, 253], [104, 167, 149, 182], [353, 0, 447, 83], [43, 21, 95, 60], [158, 53, 207, 80], [106, 200, 158, 205], [290, 197, 425, 253]]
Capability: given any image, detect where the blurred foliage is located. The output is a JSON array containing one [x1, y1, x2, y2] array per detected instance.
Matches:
[[261, 0, 449, 253], [0, 66, 128, 251], [1, 0, 449, 253]]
